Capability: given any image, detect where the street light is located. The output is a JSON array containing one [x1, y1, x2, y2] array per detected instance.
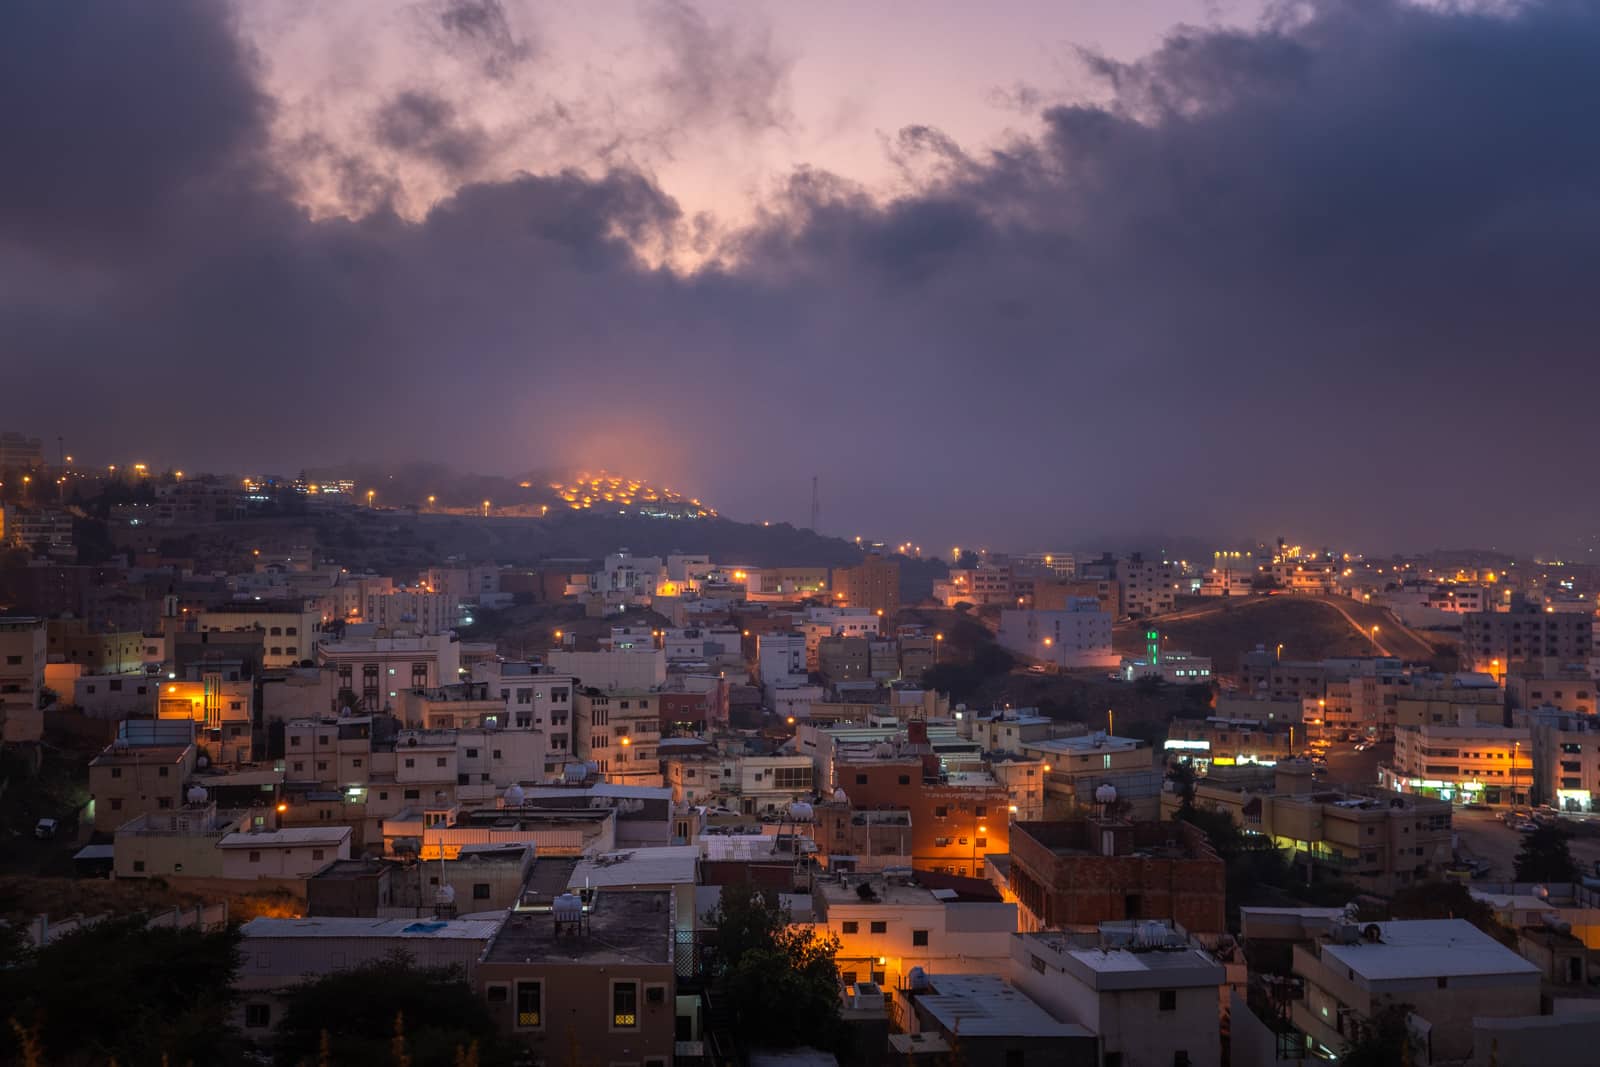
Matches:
[[482, 499, 491, 517], [366, 489, 375, 508]]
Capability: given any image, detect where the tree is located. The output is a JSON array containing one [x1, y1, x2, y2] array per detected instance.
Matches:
[[706, 883, 845, 1055], [1389, 880, 1514, 947], [0, 915, 243, 1066], [272, 955, 510, 1067], [1339, 1003, 1416, 1067], [1514, 825, 1578, 883]]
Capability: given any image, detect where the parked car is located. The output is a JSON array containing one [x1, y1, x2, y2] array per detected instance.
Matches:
[[34, 818, 59, 840]]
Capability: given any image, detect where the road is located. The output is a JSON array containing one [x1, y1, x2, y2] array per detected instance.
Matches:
[[1451, 808, 1600, 882], [1317, 596, 1438, 663], [1320, 739, 1391, 790]]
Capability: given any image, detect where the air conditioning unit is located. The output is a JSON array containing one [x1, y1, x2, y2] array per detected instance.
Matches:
[[645, 984, 666, 1005]]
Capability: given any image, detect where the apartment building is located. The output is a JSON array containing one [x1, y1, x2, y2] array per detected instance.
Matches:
[[363, 588, 455, 633], [810, 869, 1018, 991], [831, 554, 901, 618], [89, 741, 199, 829], [477, 890, 678, 1067], [1384, 722, 1532, 805], [1033, 577, 1121, 617], [217, 826, 352, 878], [195, 603, 324, 669], [1507, 665, 1594, 715], [44, 619, 153, 673], [1463, 606, 1594, 673], [0, 616, 47, 743], [1289, 919, 1539, 1064], [1010, 929, 1225, 1067], [997, 603, 1117, 669], [663, 752, 814, 814], [1529, 708, 1600, 812], [757, 631, 808, 689], [1119, 553, 1179, 617], [317, 632, 462, 710], [574, 688, 663, 786], [1163, 767, 1454, 896]]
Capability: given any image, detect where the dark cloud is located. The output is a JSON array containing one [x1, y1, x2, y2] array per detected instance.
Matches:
[[6, 0, 1600, 553], [642, 0, 794, 136], [433, 0, 534, 79], [373, 90, 490, 174]]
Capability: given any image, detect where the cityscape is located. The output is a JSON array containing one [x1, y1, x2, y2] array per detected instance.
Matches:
[[7, 2, 1600, 1067]]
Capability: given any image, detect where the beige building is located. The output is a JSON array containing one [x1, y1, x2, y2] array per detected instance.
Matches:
[[89, 742, 198, 830], [477, 890, 679, 1067], [1383, 722, 1532, 806], [1290, 919, 1539, 1064], [217, 826, 352, 879], [574, 688, 663, 786], [0, 616, 47, 743], [114, 804, 249, 879], [196, 604, 324, 669], [1166, 766, 1453, 895]]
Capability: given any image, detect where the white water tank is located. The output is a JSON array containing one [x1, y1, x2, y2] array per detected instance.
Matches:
[[788, 801, 813, 822], [1095, 784, 1118, 805], [553, 892, 584, 924], [504, 784, 526, 807], [186, 785, 209, 805]]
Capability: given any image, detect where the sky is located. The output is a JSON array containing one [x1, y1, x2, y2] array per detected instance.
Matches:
[[5, 0, 1599, 555]]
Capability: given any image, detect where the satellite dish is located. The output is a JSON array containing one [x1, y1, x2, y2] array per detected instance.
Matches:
[[1095, 784, 1118, 804]]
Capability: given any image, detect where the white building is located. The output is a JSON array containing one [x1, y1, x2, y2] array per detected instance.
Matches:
[[758, 632, 808, 689], [317, 633, 462, 710], [1120, 555, 1179, 617], [1010, 929, 1224, 1067], [997, 603, 1116, 669]]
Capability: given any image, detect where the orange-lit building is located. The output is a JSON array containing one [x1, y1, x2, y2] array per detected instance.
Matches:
[[831, 554, 900, 620], [817, 721, 1011, 878]]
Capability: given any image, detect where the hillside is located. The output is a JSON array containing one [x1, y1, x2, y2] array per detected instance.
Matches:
[[1115, 595, 1450, 674]]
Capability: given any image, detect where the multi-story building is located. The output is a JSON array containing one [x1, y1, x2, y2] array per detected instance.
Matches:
[[0, 431, 44, 471], [1010, 929, 1225, 1067], [1507, 665, 1594, 715], [363, 589, 455, 633], [574, 688, 663, 786], [664, 752, 814, 814], [3, 505, 74, 552], [1032, 577, 1121, 617], [0, 616, 47, 743], [817, 634, 870, 682], [88, 741, 198, 830], [997, 603, 1116, 669], [1020, 733, 1162, 813], [546, 649, 666, 691], [1383, 722, 1532, 805], [196, 603, 325, 670], [1528, 708, 1600, 812], [1005, 817, 1226, 933], [756, 632, 807, 689], [742, 566, 829, 602], [1164, 765, 1454, 895], [1392, 672, 1504, 730], [477, 890, 678, 1066], [819, 721, 1011, 877], [1289, 920, 1539, 1064], [1119, 554, 1179, 617], [810, 869, 1018, 991], [318, 632, 462, 711], [831, 554, 900, 619], [1463, 606, 1594, 674]]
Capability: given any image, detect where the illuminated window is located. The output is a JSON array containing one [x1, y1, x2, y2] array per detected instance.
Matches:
[[612, 981, 638, 1028], [516, 981, 542, 1028]]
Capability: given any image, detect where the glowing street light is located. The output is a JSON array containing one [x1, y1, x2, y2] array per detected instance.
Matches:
[[366, 489, 375, 508], [482, 499, 491, 517], [427, 495, 436, 509]]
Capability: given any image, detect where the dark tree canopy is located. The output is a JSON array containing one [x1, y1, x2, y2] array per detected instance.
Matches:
[[1514, 825, 1578, 883], [0, 916, 242, 1067]]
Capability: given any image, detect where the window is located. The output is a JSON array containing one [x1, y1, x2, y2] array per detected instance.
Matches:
[[466, 748, 479, 758], [109, 798, 123, 811], [404, 789, 420, 800], [935, 806, 949, 818], [912, 929, 929, 946], [976, 838, 987, 848], [436, 757, 447, 767], [487, 984, 508, 1004], [110, 767, 123, 779], [291, 736, 302, 747], [840, 970, 857, 986], [157, 797, 172, 809], [1159, 989, 1177, 1011], [841, 921, 859, 934], [158, 766, 170, 777], [474, 883, 491, 900], [516, 981, 542, 1028], [898, 774, 911, 785], [1031, 955, 1046, 974], [612, 981, 639, 1028], [312, 850, 324, 861], [870, 921, 886, 934], [975, 805, 987, 817], [245, 1004, 271, 1028], [133, 860, 146, 873], [404, 758, 415, 768], [855, 774, 867, 785], [248, 851, 261, 863]]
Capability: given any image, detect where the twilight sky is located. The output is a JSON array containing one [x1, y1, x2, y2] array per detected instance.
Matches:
[[5, 0, 1599, 555]]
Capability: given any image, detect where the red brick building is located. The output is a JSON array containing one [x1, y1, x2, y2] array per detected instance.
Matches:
[[1007, 818, 1225, 934]]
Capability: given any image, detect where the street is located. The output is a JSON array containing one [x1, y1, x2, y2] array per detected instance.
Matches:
[[1451, 807, 1600, 882]]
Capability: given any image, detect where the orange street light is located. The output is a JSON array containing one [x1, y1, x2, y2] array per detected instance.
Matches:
[[276, 802, 288, 814]]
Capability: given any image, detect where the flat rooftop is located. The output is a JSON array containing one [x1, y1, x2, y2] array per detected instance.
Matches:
[[91, 744, 192, 766], [1052, 944, 1224, 990], [913, 974, 1092, 1039], [1318, 919, 1540, 983], [242, 916, 502, 940], [570, 845, 699, 888], [218, 827, 351, 848], [485, 889, 673, 965]]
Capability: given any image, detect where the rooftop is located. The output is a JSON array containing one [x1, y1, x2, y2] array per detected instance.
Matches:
[[241, 916, 502, 940], [1038, 938, 1225, 990], [218, 826, 352, 848], [1316, 919, 1540, 983], [90, 743, 192, 766], [912, 974, 1092, 1039], [485, 889, 673, 965], [569, 845, 699, 888]]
